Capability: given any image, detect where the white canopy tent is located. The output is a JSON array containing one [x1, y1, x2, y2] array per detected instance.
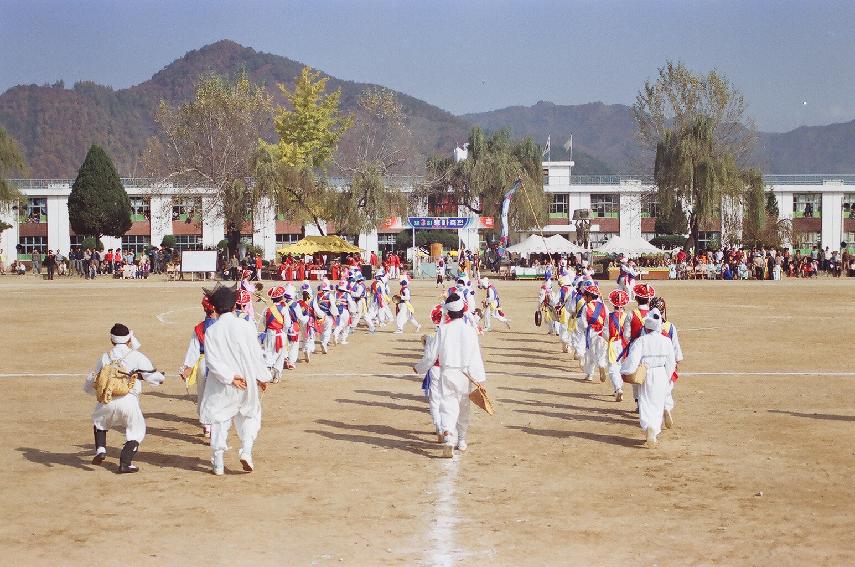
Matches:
[[545, 234, 586, 254], [506, 234, 551, 257], [593, 235, 666, 256], [507, 234, 585, 257]]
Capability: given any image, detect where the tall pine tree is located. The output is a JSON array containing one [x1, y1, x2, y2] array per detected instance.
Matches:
[[69, 145, 132, 239]]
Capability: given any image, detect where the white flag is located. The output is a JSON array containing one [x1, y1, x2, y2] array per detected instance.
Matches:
[[542, 135, 551, 157]]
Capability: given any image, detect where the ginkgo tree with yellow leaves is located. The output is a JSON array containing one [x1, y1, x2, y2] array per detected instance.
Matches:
[[256, 67, 353, 235]]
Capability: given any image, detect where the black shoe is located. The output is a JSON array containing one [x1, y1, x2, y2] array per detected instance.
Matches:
[[118, 464, 139, 473]]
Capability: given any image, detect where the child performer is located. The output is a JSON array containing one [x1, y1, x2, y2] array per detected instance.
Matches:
[[85, 324, 165, 473], [179, 296, 218, 436], [394, 276, 421, 333]]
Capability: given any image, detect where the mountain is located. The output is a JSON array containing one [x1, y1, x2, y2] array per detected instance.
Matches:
[[0, 40, 471, 178], [2, 40, 855, 178], [756, 119, 855, 174], [462, 101, 641, 173], [464, 100, 855, 174]]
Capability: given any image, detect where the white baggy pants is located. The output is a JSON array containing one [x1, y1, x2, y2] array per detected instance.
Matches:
[[210, 412, 261, 460], [437, 369, 471, 445], [583, 334, 607, 378], [396, 304, 419, 332], [638, 365, 669, 436], [92, 395, 146, 443]]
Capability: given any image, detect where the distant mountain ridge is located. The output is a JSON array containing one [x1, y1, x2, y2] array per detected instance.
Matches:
[[1, 40, 854, 178], [0, 40, 470, 178]]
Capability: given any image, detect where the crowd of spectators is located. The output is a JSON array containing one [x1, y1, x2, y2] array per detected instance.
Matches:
[[668, 245, 853, 280]]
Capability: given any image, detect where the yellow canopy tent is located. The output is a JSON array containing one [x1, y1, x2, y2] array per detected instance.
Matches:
[[276, 235, 362, 256]]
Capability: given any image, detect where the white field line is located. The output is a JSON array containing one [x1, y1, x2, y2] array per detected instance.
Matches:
[[426, 458, 462, 567], [155, 306, 197, 324], [2, 371, 855, 379]]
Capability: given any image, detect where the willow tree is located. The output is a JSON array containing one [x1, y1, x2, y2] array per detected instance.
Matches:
[[329, 88, 412, 234], [0, 127, 28, 232], [634, 61, 758, 248], [145, 70, 273, 256], [256, 67, 353, 235], [416, 127, 546, 240]]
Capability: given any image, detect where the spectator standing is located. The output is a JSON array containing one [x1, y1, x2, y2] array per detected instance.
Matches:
[[45, 250, 56, 280], [0, 249, 5, 275], [254, 253, 263, 281], [32, 248, 42, 276]]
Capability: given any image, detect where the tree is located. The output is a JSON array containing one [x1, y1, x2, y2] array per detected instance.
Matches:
[[145, 71, 273, 256], [634, 61, 759, 249], [415, 127, 546, 240], [765, 191, 780, 218], [0, 127, 28, 231], [330, 88, 412, 234], [256, 67, 353, 236], [68, 145, 132, 239], [742, 169, 766, 244]]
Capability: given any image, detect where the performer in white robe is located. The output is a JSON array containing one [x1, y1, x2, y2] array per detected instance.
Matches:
[[348, 274, 375, 334], [413, 334, 443, 439], [262, 286, 291, 380], [282, 284, 308, 367], [571, 280, 590, 360], [314, 280, 335, 353], [555, 276, 574, 351], [605, 289, 630, 402], [616, 256, 639, 301], [417, 293, 486, 458], [394, 277, 421, 333], [84, 324, 165, 473], [179, 296, 218, 436], [620, 308, 676, 447], [332, 280, 352, 345], [378, 275, 394, 326], [579, 284, 609, 381], [200, 286, 273, 475], [298, 283, 317, 362], [651, 297, 684, 429], [479, 277, 511, 331]]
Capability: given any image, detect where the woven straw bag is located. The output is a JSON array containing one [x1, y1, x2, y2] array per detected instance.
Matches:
[[621, 362, 648, 385]]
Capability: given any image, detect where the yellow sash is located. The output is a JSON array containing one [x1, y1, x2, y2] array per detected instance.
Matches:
[[186, 354, 204, 386]]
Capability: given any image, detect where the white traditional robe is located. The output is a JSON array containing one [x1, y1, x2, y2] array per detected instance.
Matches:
[[663, 322, 684, 413], [483, 285, 509, 331], [419, 318, 486, 445], [200, 312, 272, 460], [395, 286, 420, 332], [413, 334, 442, 433], [620, 331, 676, 438], [84, 344, 165, 443]]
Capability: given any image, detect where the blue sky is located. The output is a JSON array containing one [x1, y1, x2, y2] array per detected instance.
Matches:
[[2, 0, 853, 132]]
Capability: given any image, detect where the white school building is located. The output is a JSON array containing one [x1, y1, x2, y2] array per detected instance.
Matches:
[[2, 164, 854, 262]]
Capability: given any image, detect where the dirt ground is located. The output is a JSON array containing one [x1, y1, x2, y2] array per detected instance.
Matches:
[[0, 273, 853, 566]]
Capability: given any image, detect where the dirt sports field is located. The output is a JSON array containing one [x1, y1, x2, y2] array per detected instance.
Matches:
[[0, 275, 853, 566]]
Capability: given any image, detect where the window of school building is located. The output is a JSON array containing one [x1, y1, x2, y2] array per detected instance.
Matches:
[[18, 235, 46, 259], [843, 194, 855, 219], [130, 197, 151, 221], [793, 193, 821, 218], [171, 198, 202, 221], [549, 193, 569, 220], [641, 198, 659, 218], [276, 233, 300, 245], [845, 232, 855, 251], [795, 231, 820, 253], [122, 235, 151, 255], [590, 194, 619, 218], [378, 233, 397, 254], [173, 235, 203, 251], [22, 198, 47, 223]]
